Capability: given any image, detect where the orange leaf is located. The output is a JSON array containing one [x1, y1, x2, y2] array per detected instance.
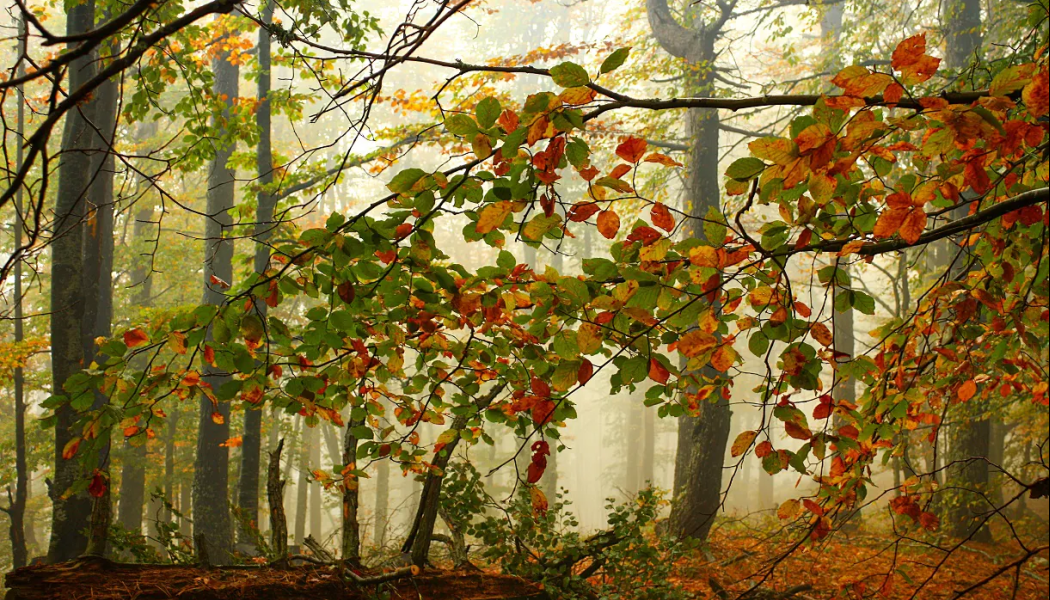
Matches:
[[615, 136, 648, 163], [211, 411, 225, 425], [899, 208, 927, 244], [569, 201, 601, 222], [643, 152, 682, 167], [650, 202, 675, 231], [831, 65, 894, 98], [677, 330, 717, 358], [731, 430, 757, 457], [476, 201, 513, 234], [810, 322, 834, 347], [123, 328, 150, 348], [755, 441, 774, 458], [597, 210, 620, 239], [529, 486, 549, 515], [209, 274, 231, 290], [648, 358, 670, 384], [62, 437, 81, 460], [395, 223, 413, 239], [497, 109, 519, 133], [784, 420, 813, 441], [711, 344, 736, 372], [957, 379, 977, 402], [777, 498, 801, 520], [608, 164, 632, 179], [1022, 67, 1049, 117]]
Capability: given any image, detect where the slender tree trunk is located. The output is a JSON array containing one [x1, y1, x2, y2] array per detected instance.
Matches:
[[341, 418, 363, 563], [117, 206, 156, 535], [309, 429, 322, 539], [48, 1, 98, 563], [374, 454, 390, 548], [294, 423, 315, 544], [192, 41, 240, 565], [237, 0, 277, 548], [625, 398, 642, 495], [641, 405, 655, 487], [6, 10, 29, 568], [667, 41, 731, 544]]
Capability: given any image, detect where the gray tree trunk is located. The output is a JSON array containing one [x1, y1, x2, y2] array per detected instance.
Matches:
[[48, 0, 98, 563], [192, 43, 240, 564], [646, 0, 733, 542]]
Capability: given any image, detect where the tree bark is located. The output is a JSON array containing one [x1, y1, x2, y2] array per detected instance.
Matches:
[[192, 41, 240, 565], [374, 452, 390, 548], [237, 0, 277, 548], [341, 418, 363, 564], [294, 423, 315, 544], [7, 9, 29, 569], [48, 0, 98, 563], [117, 205, 156, 535], [646, 0, 733, 542]]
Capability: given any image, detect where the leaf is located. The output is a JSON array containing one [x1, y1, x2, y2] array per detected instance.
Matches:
[[123, 328, 149, 348], [810, 322, 834, 347], [600, 47, 631, 74], [711, 345, 736, 372], [569, 201, 601, 222], [650, 202, 675, 231], [88, 471, 107, 498], [62, 437, 81, 460], [497, 109, 520, 133], [577, 322, 603, 354], [387, 168, 427, 194], [559, 86, 597, 105], [755, 441, 773, 458], [725, 157, 766, 181], [958, 379, 977, 402], [209, 274, 231, 289], [475, 97, 502, 128], [615, 136, 648, 163], [748, 137, 798, 165], [989, 64, 1035, 97], [395, 223, 413, 239], [597, 210, 620, 239], [530, 486, 549, 514], [649, 358, 670, 384], [677, 330, 717, 358], [337, 281, 355, 304], [577, 359, 593, 384], [211, 411, 225, 425], [777, 498, 801, 520], [1022, 66, 1049, 117], [890, 34, 941, 85], [167, 331, 187, 355], [644, 152, 682, 167], [784, 420, 812, 441], [476, 201, 513, 234], [831, 65, 894, 97], [731, 430, 758, 457], [550, 61, 590, 87]]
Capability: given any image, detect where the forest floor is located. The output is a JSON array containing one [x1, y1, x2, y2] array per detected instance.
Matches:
[[659, 521, 1050, 600], [2, 560, 548, 600]]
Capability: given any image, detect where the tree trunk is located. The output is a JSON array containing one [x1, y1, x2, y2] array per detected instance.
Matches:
[[374, 454, 390, 548], [192, 42, 240, 565], [309, 429, 322, 539], [641, 405, 655, 488], [294, 423, 315, 544], [341, 418, 363, 564], [48, 0, 98, 563], [7, 10, 29, 569], [117, 206, 156, 535], [651, 10, 731, 540], [237, 0, 276, 548]]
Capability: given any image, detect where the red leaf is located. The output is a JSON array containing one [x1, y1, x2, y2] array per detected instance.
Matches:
[[531, 375, 551, 398], [755, 441, 774, 458], [650, 202, 675, 231], [596, 210, 620, 239], [88, 471, 107, 498], [395, 223, 413, 239], [577, 359, 593, 384], [615, 136, 648, 163], [608, 164, 632, 179], [648, 358, 670, 384], [123, 328, 150, 348], [527, 461, 545, 484], [957, 379, 977, 402], [568, 201, 601, 222], [337, 281, 356, 304]]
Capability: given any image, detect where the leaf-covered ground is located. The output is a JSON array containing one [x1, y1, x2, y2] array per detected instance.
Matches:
[[660, 525, 1049, 600]]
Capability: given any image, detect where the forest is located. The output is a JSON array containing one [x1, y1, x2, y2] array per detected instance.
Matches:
[[0, 0, 1048, 598]]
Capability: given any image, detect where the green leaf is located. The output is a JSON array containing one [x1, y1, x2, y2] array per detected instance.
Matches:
[[475, 97, 501, 128], [600, 48, 631, 74], [851, 290, 876, 315], [550, 62, 590, 87], [444, 113, 478, 136], [703, 206, 727, 244], [387, 168, 427, 194], [749, 331, 770, 357], [725, 157, 766, 181]]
